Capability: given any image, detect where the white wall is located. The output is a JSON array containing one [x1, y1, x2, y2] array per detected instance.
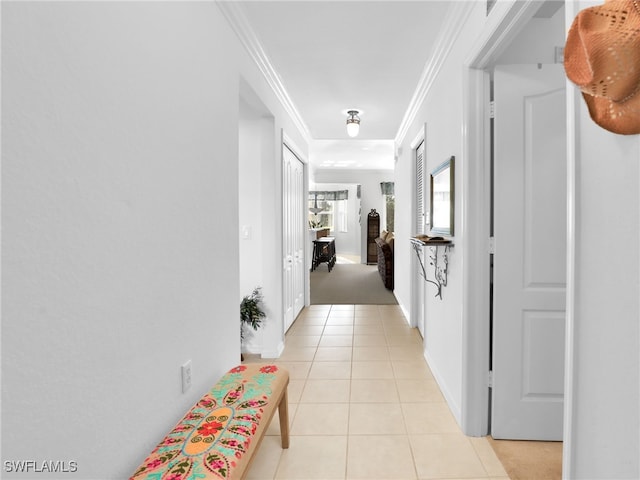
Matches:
[[314, 169, 393, 264], [2, 2, 305, 478], [498, 11, 565, 64], [239, 96, 275, 354], [569, 115, 640, 478], [566, 3, 640, 473], [240, 102, 265, 297], [394, 3, 486, 423]]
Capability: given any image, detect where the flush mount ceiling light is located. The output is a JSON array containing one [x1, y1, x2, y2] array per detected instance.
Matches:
[[346, 110, 360, 138]]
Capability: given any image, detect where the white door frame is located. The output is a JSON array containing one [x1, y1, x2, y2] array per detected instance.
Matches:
[[460, 1, 576, 467], [460, 65, 492, 437], [561, 4, 579, 476]]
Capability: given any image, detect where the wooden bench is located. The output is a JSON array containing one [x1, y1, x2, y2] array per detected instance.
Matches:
[[130, 363, 289, 480]]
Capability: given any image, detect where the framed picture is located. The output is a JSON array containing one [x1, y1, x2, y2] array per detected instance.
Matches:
[[430, 156, 455, 236]]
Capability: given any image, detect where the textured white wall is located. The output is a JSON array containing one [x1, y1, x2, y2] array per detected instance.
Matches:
[[1, 2, 306, 478], [238, 92, 281, 356], [2, 4, 241, 477], [569, 86, 640, 479], [560, 3, 639, 477], [240, 107, 265, 298]]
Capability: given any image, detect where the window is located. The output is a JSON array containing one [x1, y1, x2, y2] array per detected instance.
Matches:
[[309, 190, 348, 233], [335, 198, 348, 232], [380, 182, 395, 232]]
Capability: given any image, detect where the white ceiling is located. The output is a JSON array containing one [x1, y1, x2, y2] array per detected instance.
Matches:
[[237, 1, 453, 170], [311, 139, 395, 170]]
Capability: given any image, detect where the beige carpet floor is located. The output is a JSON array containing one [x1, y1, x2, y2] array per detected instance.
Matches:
[[487, 437, 563, 480], [310, 262, 398, 305]]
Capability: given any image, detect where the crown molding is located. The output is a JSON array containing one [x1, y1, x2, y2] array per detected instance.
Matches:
[[395, 2, 475, 146], [217, 1, 311, 144]]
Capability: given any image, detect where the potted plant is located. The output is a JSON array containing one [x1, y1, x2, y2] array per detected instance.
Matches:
[[240, 287, 266, 360]]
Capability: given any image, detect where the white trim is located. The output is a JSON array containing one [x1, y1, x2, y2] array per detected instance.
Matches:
[[398, 300, 411, 328], [410, 126, 425, 150], [562, 3, 579, 476], [283, 132, 307, 166], [465, 0, 542, 68], [425, 350, 462, 425], [395, 2, 474, 146], [410, 131, 427, 332], [217, 1, 311, 144], [460, 67, 491, 436], [563, 80, 578, 480], [262, 340, 286, 360]]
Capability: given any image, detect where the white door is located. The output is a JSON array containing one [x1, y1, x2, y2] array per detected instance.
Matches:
[[283, 145, 305, 332], [291, 152, 305, 319], [492, 64, 566, 440]]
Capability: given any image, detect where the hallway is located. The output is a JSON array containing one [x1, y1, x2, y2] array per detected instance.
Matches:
[[244, 304, 509, 479]]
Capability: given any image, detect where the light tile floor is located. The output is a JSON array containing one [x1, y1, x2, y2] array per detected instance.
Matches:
[[245, 304, 509, 480]]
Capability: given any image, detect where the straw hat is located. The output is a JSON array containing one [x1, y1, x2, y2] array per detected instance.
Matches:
[[564, 0, 640, 135]]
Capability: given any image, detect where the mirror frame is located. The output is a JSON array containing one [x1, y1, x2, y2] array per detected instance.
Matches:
[[430, 156, 455, 236]]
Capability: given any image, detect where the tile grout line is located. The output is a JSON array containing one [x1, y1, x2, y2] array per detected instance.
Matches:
[[274, 303, 443, 480]]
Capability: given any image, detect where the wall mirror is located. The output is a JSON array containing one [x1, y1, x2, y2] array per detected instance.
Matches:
[[430, 156, 455, 236]]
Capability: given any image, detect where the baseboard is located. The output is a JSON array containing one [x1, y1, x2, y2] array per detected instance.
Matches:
[[398, 299, 411, 326], [424, 348, 463, 428], [261, 340, 285, 359]]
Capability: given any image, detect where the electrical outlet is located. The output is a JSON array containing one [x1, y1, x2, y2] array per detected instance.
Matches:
[[181, 360, 192, 393]]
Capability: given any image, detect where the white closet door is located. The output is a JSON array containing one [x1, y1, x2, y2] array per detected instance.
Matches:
[[283, 145, 305, 332]]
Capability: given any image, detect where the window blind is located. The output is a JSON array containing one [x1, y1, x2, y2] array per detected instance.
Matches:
[[309, 190, 348, 201], [416, 141, 425, 234]]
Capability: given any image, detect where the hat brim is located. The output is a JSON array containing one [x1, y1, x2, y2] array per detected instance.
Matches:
[[582, 91, 640, 135]]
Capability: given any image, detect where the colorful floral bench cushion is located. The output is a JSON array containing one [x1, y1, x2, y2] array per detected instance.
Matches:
[[130, 364, 289, 480]]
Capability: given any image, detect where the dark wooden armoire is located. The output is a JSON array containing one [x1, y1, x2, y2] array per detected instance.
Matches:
[[367, 209, 380, 264]]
